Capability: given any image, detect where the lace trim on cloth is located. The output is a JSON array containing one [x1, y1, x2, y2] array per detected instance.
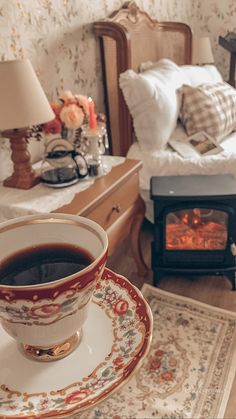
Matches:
[[0, 156, 125, 223]]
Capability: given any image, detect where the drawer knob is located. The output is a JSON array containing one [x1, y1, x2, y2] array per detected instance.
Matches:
[[112, 204, 121, 213]]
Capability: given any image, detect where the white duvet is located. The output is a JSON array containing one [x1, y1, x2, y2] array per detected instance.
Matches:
[[127, 124, 236, 223]]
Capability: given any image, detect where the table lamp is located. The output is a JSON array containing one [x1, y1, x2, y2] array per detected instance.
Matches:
[[0, 59, 54, 189], [192, 36, 214, 65]]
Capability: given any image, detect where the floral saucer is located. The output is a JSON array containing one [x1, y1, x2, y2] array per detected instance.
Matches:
[[0, 268, 153, 419]]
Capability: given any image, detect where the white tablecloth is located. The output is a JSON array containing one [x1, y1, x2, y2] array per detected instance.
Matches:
[[0, 156, 125, 223]]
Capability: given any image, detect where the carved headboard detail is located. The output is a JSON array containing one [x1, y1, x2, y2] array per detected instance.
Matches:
[[94, 1, 192, 156]]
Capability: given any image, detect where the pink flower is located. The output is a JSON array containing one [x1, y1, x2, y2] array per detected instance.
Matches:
[[60, 104, 85, 129], [65, 389, 89, 404], [113, 356, 125, 371], [113, 356, 124, 366], [30, 303, 61, 318], [155, 350, 164, 358], [169, 357, 177, 367], [43, 118, 62, 134], [149, 358, 161, 371], [59, 90, 76, 105], [96, 280, 102, 289], [160, 371, 174, 381], [40, 91, 94, 138], [50, 102, 62, 117], [113, 299, 128, 315], [76, 94, 89, 115]]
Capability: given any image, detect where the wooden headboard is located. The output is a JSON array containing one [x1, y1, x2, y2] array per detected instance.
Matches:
[[94, 1, 192, 156]]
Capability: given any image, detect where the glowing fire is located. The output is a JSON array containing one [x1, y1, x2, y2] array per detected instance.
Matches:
[[166, 209, 227, 250]]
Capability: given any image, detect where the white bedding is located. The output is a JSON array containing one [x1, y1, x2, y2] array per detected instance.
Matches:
[[127, 124, 236, 223]]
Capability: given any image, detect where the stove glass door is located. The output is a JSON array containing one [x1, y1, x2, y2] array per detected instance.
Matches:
[[165, 208, 228, 250]]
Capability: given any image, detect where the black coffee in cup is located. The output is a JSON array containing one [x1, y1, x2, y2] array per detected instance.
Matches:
[[0, 243, 94, 286]]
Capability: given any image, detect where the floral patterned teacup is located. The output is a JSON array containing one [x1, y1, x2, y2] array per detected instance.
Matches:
[[0, 214, 108, 361]]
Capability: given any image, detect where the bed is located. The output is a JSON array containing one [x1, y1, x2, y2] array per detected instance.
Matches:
[[94, 1, 236, 222]]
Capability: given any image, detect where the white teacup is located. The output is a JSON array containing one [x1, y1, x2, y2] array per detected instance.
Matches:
[[0, 214, 108, 361]]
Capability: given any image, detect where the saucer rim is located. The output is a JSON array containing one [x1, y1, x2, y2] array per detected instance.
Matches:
[[0, 268, 153, 419]]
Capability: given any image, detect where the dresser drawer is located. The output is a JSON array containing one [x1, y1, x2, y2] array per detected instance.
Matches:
[[86, 173, 139, 230]]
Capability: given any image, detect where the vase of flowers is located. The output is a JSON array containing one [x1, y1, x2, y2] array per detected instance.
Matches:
[[40, 91, 108, 179], [41, 90, 90, 144]]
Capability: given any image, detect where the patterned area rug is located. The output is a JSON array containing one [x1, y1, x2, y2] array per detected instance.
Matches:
[[74, 285, 236, 419]]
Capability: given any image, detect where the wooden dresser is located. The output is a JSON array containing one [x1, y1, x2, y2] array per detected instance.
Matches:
[[55, 158, 148, 276]]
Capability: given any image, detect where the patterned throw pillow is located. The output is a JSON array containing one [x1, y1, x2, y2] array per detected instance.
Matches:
[[179, 82, 236, 142]]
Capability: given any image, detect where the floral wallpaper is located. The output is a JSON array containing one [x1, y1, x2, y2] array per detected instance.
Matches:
[[0, 0, 235, 179], [0, 0, 234, 111]]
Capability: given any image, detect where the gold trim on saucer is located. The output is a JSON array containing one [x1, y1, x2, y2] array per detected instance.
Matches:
[[0, 268, 153, 419], [21, 331, 81, 362]]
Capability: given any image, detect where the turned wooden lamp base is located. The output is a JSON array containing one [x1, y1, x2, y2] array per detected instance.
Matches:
[[3, 128, 40, 190]]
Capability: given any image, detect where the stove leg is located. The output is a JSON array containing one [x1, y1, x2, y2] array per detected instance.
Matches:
[[152, 270, 163, 287], [153, 275, 159, 287], [228, 271, 236, 290], [232, 272, 236, 291]]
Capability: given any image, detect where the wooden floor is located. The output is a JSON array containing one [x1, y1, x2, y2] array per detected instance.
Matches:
[[107, 219, 236, 419]]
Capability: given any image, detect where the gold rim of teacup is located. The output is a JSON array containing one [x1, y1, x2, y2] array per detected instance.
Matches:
[[0, 216, 108, 290]]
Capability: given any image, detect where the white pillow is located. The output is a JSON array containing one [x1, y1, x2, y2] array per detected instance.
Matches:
[[119, 59, 187, 151], [141, 61, 223, 86], [180, 64, 223, 86]]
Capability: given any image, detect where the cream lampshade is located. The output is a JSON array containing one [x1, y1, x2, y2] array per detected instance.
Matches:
[[192, 36, 214, 65], [0, 59, 54, 189]]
